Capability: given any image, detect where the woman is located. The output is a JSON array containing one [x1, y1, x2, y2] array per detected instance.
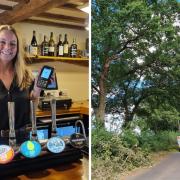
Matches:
[[0, 25, 41, 137]]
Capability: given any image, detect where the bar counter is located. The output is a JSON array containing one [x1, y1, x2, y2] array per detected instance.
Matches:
[[6, 157, 88, 180], [0, 100, 89, 179]]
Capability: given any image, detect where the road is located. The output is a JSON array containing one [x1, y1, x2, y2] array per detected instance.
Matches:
[[125, 152, 180, 180]]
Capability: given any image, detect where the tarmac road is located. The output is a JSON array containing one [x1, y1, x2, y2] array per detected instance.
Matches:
[[125, 152, 180, 180]]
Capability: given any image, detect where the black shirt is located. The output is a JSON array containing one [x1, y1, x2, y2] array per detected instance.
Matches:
[[0, 78, 33, 130]]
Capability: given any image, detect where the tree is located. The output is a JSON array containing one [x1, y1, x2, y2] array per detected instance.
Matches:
[[92, 0, 180, 127], [135, 99, 180, 132]]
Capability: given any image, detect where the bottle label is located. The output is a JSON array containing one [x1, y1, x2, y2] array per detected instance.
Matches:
[[30, 46, 38, 56], [43, 46, 49, 56], [64, 44, 68, 54], [71, 48, 77, 56], [58, 46, 64, 56], [49, 46, 55, 53]]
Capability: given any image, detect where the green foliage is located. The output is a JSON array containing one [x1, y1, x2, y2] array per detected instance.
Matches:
[[121, 129, 139, 148], [136, 103, 180, 132], [92, 125, 116, 158], [92, 0, 180, 127], [92, 126, 151, 180], [138, 130, 179, 152], [147, 109, 179, 132], [92, 0, 180, 178], [92, 121, 179, 179]]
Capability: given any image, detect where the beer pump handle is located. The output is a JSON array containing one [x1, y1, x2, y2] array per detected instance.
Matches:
[[51, 98, 57, 137], [30, 100, 38, 141], [8, 102, 16, 147]]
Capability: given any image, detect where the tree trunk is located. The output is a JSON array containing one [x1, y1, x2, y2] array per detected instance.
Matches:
[[96, 83, 106, 126], [122, 112, 134, 128], [122, 98, 144, 128], [95, 59, 110, 127]]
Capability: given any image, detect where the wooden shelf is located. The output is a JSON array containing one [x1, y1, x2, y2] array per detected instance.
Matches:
[[25, 55, 89, 67]]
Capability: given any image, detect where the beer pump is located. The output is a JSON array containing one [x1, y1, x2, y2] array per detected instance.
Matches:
[[69, 120, 87, 149], [46, 98, 65, 153], [0, 102, 17, 164], [20, 100, 41, 158], [8, 102, 17, 150]]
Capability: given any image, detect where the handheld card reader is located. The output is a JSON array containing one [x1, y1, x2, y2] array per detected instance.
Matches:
[[37, 66, 54, 89]]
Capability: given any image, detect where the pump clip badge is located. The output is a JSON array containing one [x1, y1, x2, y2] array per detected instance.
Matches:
[[0, 145, 14, 164], [70, 120, 87, 149], [47, 136, 65, 153], [20, 140, 41, 158]]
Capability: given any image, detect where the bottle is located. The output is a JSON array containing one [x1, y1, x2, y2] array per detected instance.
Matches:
[[85, 38, 89, 57], [70, 38, 77, 57], [57, 34, 63, 56], [41, 35, 49, 56], [29, 30, 38, 56], [63, 34, 69, 57], [48, 32, 55, 56]]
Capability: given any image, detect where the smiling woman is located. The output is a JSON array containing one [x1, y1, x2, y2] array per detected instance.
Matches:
[[0, 32, 17, 61], [0, 25, 41, 132]]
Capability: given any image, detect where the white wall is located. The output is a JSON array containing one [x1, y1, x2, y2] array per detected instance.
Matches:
[[13, 22, 89, 101]]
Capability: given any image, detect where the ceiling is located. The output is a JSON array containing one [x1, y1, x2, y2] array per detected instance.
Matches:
[[0, 0, 89, 30]]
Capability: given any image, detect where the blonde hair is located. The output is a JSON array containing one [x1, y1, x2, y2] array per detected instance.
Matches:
[[0, 25, 33, 90]]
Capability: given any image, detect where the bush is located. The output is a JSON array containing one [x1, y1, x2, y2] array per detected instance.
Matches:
[[138, 130, 179, 152], [92, 126, 151, 180], [92, 122, 178, 179], [121, 129, 139, 148]]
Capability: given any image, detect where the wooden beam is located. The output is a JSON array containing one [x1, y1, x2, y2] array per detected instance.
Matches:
[[0, 0, 75, 25], [63, 4, 78, 9], [6, 0, 29, 2], [48, 7, 88, 18], [0, 4, 13, 11], [68, 0, 88, 3], [62, 2, 88, 8], [36, 12, 85, 24], [23, 19, 85, 30]]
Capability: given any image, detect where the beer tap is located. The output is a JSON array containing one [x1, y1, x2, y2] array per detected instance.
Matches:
[[69, 120, 87, 149], [20, 100, 41, 158], [30, 100, 38, 141], [51, 98, 57, 137], [0, 102, 16, 164], [46, 98, 65, 154], [8, 102, 17, 150]]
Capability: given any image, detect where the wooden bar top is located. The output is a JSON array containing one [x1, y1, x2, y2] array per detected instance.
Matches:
[[36, 100, 89, 117], [6, 157, 89, 180]]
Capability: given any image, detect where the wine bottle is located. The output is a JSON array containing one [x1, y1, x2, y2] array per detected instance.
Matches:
[[63, 34, 69, 57], [70, 38, 77, 57], [30, 30, 38, 56], [85, 38, 89, 57], [48, 32, 55, 56], [41, 35, 49, 56], [57, 34, 63, 57]]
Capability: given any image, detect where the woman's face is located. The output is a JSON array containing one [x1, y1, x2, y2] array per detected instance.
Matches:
[[0, 30, 17, 64]]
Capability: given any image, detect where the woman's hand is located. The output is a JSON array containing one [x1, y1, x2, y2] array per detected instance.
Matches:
[[30, 68, 42, 99]]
